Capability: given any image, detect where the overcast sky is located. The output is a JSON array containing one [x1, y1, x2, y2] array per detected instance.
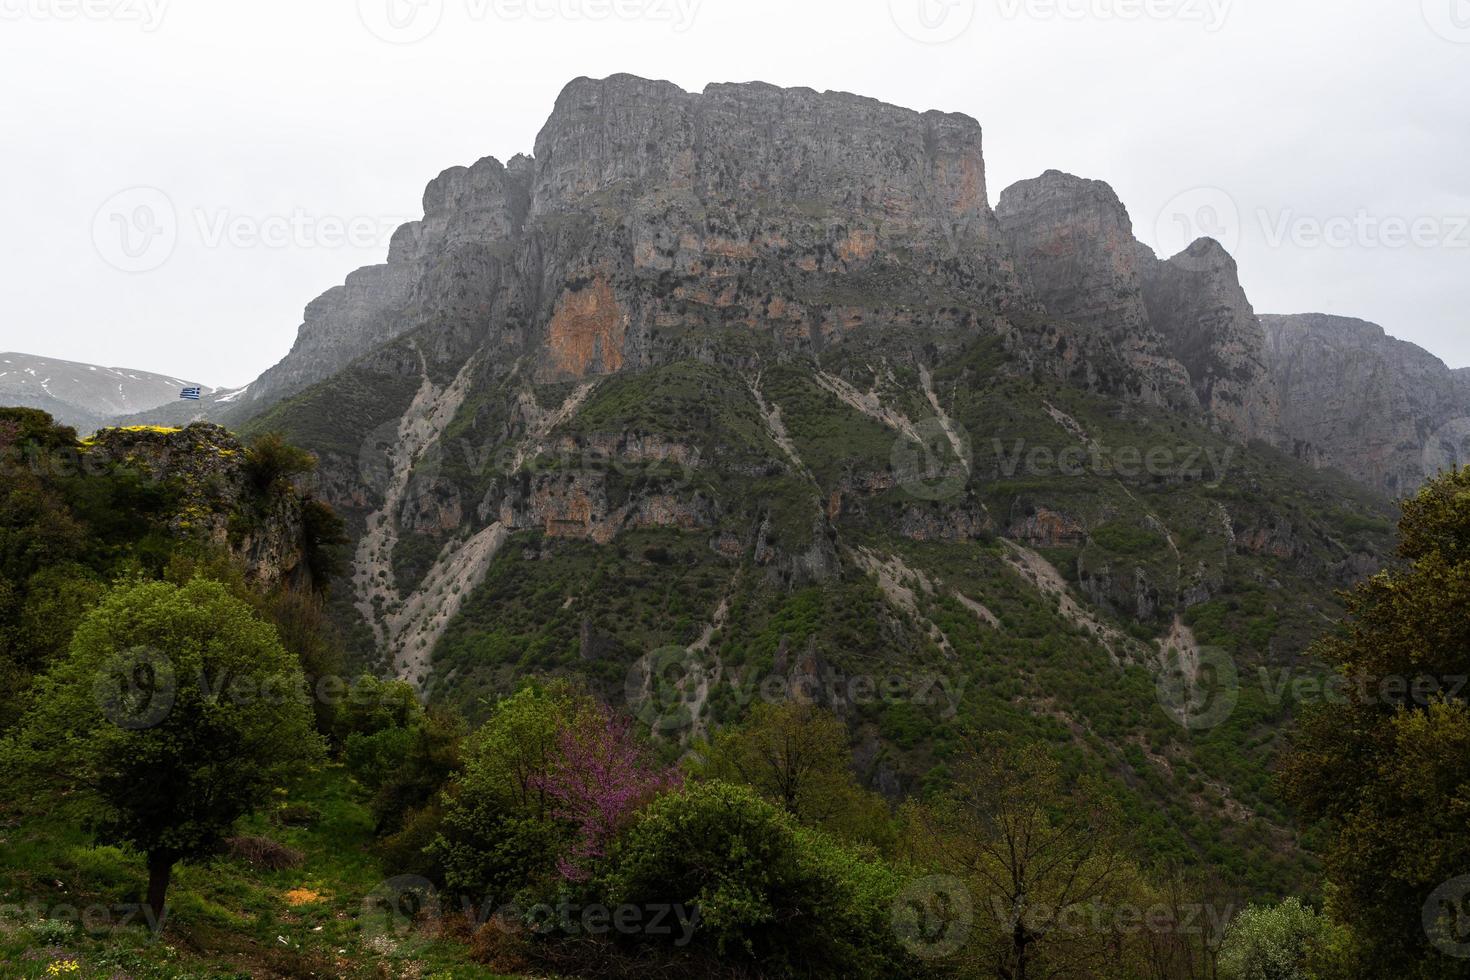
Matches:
[[1, 0, 1465, 386]]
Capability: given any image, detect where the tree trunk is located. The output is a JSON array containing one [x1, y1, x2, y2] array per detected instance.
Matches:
[[145, 852, 173, 928]]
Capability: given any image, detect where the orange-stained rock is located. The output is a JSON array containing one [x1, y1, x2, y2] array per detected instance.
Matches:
[[547, 276, 627, 378]]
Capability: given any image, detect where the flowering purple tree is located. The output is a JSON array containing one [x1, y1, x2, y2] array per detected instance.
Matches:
[[533, 704, 682, 881]]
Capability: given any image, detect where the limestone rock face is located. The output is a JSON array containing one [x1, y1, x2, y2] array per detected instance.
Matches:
[[174, 75, 1456, 514], [241, 155, 535, 409], [85, 423, 314, 590], [212, 78, 1314, 446], [996, 171, 1198, 414], [997, 171, 1281, 443], [1262, 313, 1470, 496], [1139, 239, 1282, 445], [227, 75, 1056, 417]]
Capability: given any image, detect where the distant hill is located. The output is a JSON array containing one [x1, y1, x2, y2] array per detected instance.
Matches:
[[0, 352, 218, 433]]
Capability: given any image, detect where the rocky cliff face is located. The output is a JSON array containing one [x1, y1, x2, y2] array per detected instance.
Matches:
[[242, 156, 535, 409], [996, 172, 1198, 414], [235, 76, 1029, 411], [1262, 313, 1470, 496], [230, 78, 1402, 871], [120, 75, 1460, 513], [85, 423, 316, 591], [996, 171, 1281, 444], [1138, 239, 1282, 445]]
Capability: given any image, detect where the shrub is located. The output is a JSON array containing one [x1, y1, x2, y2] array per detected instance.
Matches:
[[428, 684, 589, 903], [243, 432, 316, 491], [601, 781, 912, 975], [1219, 898, 1340, 980], [226, 835, 306, 871]]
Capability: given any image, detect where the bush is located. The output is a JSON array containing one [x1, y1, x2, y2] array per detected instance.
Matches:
[[243, 432, 316, 491], [226, 835, 306, 871], [601, 781, 912, 975], [427, 684, 588, 903], [1219, 898, 1340, 980]]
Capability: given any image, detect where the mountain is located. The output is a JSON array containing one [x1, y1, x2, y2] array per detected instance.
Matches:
[[0, 352, 216, 433], [995, 171, 1282, 444], [1263, 313, 1470, 497], [161, 74, 1414, 895]]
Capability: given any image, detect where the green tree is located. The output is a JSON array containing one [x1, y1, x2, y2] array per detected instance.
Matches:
[[603, 780, 908, 974], [702, 700, 893, 848], [4, 578, 323, 921], [243, 431, 317, 491], [428, 682, 589, 900], [1218, 899, 1340, 980], [340, 677, 464, 836], [904, 738, 1136, 979], [1281, 467, 1470, 977]]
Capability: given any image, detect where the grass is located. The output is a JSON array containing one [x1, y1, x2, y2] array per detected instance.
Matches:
[[0, 767, 524, 979]]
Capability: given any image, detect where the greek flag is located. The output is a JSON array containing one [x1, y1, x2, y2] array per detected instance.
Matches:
[[179, 387, 202, 401]]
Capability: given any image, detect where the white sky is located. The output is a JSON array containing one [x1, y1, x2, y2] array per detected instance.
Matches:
[[1, 0, 1466, 386]]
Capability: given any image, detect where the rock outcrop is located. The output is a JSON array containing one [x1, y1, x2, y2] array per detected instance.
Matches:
[[996, 172, 1201, 413], [241, 156, 535, 409], [84, 423, 317, 590], [1138, 239, 1282, 445], [997, 171, 1281, 444], [230, 76, 1039, 414], [1263, 313, 1470, 496]]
